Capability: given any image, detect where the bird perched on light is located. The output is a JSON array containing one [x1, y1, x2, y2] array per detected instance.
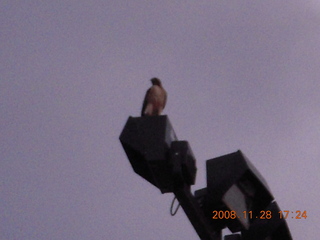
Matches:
[[141, 78, 167, 116]]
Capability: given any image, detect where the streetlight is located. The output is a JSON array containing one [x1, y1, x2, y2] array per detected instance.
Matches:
[[119, 115, 292, 240]]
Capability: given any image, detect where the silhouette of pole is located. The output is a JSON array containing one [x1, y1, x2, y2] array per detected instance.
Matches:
[[119, 115, 293, 240], [173, 184, 221, 240]]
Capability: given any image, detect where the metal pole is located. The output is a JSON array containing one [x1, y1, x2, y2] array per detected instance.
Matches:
[[173, 184, 221, 240]]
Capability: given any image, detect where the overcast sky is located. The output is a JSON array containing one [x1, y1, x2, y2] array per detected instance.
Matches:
[[1, 1, 319, 239]]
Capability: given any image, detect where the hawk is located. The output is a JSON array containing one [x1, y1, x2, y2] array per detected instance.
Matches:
[[141, 78, 167, 116]]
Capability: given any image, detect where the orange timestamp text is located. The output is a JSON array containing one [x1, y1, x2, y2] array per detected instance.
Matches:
[[212, 210, 307, 220]]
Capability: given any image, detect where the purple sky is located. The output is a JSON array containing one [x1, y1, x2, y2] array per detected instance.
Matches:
[[1, 1, 319, 239]]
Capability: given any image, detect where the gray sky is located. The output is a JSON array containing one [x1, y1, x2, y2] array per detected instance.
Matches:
[[1, 1, 319, 239]]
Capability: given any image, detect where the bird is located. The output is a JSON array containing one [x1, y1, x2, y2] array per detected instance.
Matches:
[[141, 78, 167, 116]]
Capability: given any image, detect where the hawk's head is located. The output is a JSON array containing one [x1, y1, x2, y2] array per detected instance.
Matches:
[[151, 78, 162, 86]]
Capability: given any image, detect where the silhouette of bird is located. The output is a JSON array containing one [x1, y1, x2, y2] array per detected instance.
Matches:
[[141, 78, 167, 116]]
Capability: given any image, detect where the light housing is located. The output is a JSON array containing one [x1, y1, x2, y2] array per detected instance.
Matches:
[[119, 116, 196, 193], [196, 151, 274, 232]]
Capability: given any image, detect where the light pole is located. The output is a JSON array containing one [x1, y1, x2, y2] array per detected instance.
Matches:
[[119, 115, 292, 240]]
